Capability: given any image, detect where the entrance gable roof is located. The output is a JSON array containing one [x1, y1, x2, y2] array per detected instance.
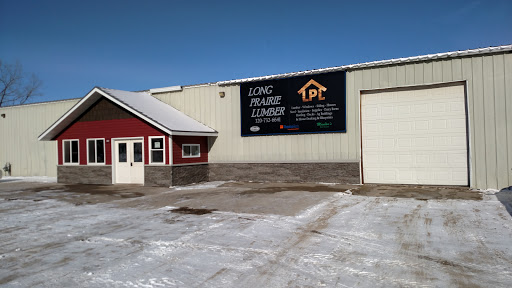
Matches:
[[38, 87, 217, 141]]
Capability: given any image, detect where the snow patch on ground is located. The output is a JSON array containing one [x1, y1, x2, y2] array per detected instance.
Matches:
[[478, 186, 511, 195], [171, 181, 230, 190], [0, 176, 57, 183], [341, 189, 353, 195]]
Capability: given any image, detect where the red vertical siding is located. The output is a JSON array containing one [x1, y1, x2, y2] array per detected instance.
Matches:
[[172, 136, 208, 165], [56, 118, 169, 165]]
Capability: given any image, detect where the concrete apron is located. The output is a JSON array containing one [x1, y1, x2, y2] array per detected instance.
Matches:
[[0, 181, 480, 216]]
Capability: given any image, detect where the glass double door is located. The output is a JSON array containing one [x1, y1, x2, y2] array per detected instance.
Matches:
[[114, 139, 144, 184]]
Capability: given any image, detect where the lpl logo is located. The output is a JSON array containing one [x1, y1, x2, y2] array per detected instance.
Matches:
[[297, 79, 327, 102]]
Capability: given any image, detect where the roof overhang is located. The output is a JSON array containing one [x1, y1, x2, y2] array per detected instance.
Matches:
[[38, 87, 218, 141], [170, 131, 218, 137]]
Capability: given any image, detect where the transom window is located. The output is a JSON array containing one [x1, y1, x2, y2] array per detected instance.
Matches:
[[87, 139, 105, 164], [63, 140, 79, 164], [182, 144, 200, 158], [149, 136, 165, 164]]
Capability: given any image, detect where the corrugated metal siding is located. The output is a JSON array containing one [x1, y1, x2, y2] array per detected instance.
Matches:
[[154, 52, 511, 189], [0, 100, 78, 177], [153, 85, 360, 164], [349, 52, 511, 190]]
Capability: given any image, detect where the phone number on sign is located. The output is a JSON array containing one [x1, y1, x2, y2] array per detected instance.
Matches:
[[254, 117, 281, 124]]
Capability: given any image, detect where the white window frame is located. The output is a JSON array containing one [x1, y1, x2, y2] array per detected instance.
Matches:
[[182, 144, 200, 158], [149, 136, 166, 164], [62, 139, 80, 165], [86, 138, 106, 165], [169, 136, 173, 165]]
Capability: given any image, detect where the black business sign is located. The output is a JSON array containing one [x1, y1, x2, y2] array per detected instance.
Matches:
[[240, 70, 346, 136]]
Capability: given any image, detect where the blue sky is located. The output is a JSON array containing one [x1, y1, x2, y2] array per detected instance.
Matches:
[[0, 0, 510, 103]]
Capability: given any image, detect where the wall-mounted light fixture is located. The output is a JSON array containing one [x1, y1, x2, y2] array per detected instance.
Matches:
[[1, 114, 5, 118], [219, 92, 225, 98]]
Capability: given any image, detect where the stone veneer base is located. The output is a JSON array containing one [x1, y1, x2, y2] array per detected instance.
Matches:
[[144, 166, 172, 187], [209, 162, 360, 184], [57, 162, 360, 187], [171, 164, 209, 186], [57, 165, 112, 185]]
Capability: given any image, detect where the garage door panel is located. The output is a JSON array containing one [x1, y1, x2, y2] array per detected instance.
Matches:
[[447, 152, 467, 164], [364, 123, 379, 134], [398, 105, 411, 114], [364, 106, 379, 117], [450, 118, 466, 129], [433, 135, 466, 147], [397, 138, 412, 148], [449, 101, 465, 112], [362, 85, 468, 186], [365, 169, 380, 181], [432, 119, 447, 129], [381, 170, 397, 181], [432, 103, 447, 112], [397, 171, 414, 181], [452, 170, 469, 182], [415, 120, 429, 130], [363, 139, 379, 149]]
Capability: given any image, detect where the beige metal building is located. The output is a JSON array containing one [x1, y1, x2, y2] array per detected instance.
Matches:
[[1, 45, 511, 189], [0, 99, 78, 177]]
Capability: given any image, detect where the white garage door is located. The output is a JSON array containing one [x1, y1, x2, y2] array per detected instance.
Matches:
[[361, 85, 468, 185]]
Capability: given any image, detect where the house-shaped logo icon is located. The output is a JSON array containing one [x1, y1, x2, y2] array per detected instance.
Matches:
[[297, 79, 327, 102]]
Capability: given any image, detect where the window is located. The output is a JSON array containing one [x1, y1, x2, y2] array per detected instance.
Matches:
[[133, 142, 143, 162], [149, 136, 165, 164], [118, 143, 127, 162], [63, 140, 79, 164], [87, 139, 105, 164], [182, 144, 200, 158]]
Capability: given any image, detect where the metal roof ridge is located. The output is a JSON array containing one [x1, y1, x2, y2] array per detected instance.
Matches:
[[216, 44, 512, 85], [99, 86, 217, 134]]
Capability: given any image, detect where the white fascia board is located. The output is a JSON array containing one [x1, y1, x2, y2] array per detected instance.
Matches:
[[38, 87, 103, 141], [170, 131, 218, 137], [149, 86, 182, 94]]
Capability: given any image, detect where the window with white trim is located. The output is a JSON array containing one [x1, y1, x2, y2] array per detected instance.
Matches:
[[182, 144, 200, 158], [149, 136, 165, 164], [87, 139, 105, 164], [63, 139, 79, 164]]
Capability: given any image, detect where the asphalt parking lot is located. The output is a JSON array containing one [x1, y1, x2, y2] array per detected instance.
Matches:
[[1, 179, 511, 287]]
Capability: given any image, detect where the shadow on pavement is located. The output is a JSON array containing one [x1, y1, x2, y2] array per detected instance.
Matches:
[[495, 187, 512, 217]]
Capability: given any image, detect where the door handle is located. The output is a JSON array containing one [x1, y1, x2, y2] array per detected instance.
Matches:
[[130, 162, 133, 166]]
